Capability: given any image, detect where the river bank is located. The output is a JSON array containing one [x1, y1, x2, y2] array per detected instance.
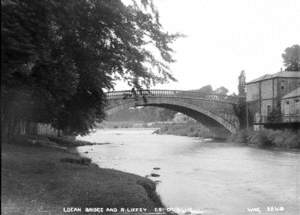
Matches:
[[154, 122, 300, 149], [227, 129, 300, 149], [1, 136, 164, 215], [153, 121, 221, 139]]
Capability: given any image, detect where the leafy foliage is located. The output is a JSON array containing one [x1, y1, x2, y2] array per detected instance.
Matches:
[[228, 129, 300, 149], [193, 85, 229, 95], [282, 44, 300, 71], [214, 86, 228, 95], [107, 107, 176, 122], [194, 85, 213, 94], [1, 0, 179, 135], [267, 109, 282, 122]]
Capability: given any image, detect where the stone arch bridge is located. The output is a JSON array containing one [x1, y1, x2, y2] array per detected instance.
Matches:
[[105, 90, 241, 135]]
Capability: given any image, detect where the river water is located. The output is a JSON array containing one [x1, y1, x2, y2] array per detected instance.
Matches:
[[77, 128, 300, 215]]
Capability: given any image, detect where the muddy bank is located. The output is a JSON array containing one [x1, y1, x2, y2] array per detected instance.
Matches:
[[1, 137, 165, 215]]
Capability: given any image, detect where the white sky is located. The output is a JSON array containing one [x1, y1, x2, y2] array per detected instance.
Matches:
[[116, 0, 300, 94]]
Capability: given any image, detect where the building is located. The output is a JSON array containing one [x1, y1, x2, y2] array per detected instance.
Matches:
[[246, 71, 300, 129], [281, 87, 300, 122]]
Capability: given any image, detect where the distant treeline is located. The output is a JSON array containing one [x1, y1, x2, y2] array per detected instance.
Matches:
[[107, 107, 176, 122], [154, 121, 228, 139]]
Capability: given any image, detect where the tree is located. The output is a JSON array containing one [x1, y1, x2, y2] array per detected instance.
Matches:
[[214, 86, 228, 95], [1, 0, 179, 137], [282, 44, 300, 71], [195, 85, 213, 94], [156, 108, 176, 121], [107, 106, 176, 122]]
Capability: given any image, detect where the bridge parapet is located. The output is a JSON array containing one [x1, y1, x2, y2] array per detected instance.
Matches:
[[106, 89, 240, 104]]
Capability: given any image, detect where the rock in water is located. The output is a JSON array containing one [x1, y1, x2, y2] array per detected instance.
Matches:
[[150, 173, 160, 177]]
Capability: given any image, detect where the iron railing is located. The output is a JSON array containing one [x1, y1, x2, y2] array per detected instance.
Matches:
[[258, 114, 300, 124], [105, 89, 241, 104]]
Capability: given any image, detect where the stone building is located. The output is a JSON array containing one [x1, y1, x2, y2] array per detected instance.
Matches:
[[246, 71, 300, 129], [281, 87, 300, 122]]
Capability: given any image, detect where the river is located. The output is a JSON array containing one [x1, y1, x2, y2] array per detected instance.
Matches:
[[77, 128, 300, 215]]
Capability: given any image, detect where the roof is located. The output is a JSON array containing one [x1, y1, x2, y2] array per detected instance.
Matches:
[[282, 87, 300, 99], [247, 71, 300, 84]]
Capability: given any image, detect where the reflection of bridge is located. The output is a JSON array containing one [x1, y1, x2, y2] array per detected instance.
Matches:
[[105, 90, 241, 135]]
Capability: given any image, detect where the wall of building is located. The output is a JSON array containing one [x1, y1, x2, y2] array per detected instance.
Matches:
[[261, 100, 273, 116], [281, 96, 300, 123], [281, 97, 300, 114], [277, 78, 300, 99], [247, 101, 260, 124], [246, 83, 259, 102], [246, 76, 300, 127], [261, 79, 273, 99]]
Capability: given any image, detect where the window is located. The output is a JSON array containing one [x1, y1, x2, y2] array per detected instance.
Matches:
[[286, 101, 289, 105], [267, 105, 271, 116], [280, 80, 285, 90]]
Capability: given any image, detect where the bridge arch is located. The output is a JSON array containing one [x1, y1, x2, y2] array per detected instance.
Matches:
[[105, 97, 239, 134]]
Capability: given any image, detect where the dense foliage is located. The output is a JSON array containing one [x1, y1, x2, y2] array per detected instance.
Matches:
[[192, 85, 230, 95], [282, 44, 300, 71], [1, 0, 179, 136], [154, 121, 229, 139], [107, 106, 176, 122], [228, 129, 300, 149]]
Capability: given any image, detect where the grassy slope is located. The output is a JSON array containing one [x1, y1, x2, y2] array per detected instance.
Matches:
[[1, 143, 163, 215]]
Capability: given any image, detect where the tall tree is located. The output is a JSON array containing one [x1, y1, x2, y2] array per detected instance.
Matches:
[[282, 44, 300, 71], [1, 0, 179, 136]]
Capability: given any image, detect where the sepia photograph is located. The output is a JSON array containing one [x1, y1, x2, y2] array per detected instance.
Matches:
[[1, 0, 300, 214]]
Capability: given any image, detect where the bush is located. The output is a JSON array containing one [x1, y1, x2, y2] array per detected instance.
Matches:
[[231, 129, 300, 149], [227, 129, 252, 143], [248, 130, 273, 147], [268, 130, 284, 147]]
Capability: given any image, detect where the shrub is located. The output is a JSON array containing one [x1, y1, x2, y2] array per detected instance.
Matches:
[[283, 131, 300, 148], [227, 129, 252, 143], [269, 130, 286, 147], [241, 129, 299, 149], [248, 130, 273, 147]]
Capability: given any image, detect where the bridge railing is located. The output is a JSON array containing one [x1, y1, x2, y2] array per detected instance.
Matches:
[[106, 89, 241, 104]]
